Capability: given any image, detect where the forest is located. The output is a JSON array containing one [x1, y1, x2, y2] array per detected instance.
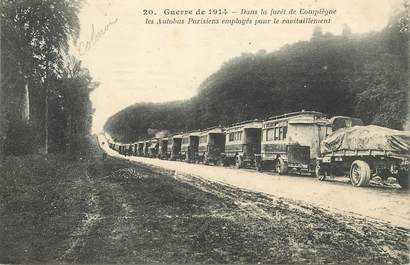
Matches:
[[105, 10, 409, 143], [0, 0, 96, 157]]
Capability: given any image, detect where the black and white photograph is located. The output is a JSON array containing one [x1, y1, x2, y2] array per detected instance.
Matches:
[[0, 0, 409, 264]]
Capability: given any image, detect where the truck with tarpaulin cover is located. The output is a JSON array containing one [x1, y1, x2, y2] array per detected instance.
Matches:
[[315, 124, 410, 188]]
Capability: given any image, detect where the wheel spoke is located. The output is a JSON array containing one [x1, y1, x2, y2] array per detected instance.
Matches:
[[352, 165, 360, 183]]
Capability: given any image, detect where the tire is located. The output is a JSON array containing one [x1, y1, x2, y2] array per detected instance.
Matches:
[[235, 156, 244, 169], [349, 160, 371, 187], [397, 171, 409, 189], [204, 153, 209, 165], [217, 157, 227, 167], [315, 161, 326, 181], [256, 160, 263, 172], [276, 157, 288, 175]]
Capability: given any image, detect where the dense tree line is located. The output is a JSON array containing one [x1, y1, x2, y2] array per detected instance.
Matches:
[[0, 0, 96, 157], [106, 10, 409, 143]]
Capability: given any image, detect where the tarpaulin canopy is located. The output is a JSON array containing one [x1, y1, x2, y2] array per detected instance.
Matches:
[[321, 125, 410, 155]]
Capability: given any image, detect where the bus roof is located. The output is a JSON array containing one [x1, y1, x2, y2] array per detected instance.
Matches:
[[226, 119, 262, 131], [266, 110, 326, 122]]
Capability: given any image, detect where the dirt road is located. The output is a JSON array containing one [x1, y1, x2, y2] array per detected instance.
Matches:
[[2, 136, 409, 263], [99, 135, 410, 228]]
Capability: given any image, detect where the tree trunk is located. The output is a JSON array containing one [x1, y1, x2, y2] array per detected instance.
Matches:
[[43, 56, 51, 156], [44, 83, 48, 155], [0, 88, 6, 161], [0, 20, 5, 160], [21, 81, 30, 121], [66, 114, 71, 155]]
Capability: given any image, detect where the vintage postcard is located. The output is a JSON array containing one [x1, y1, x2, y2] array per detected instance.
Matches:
[[0, 0, 409, 264]]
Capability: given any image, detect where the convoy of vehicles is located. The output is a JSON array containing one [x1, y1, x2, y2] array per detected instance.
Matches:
[[107, 110, 410, 189]]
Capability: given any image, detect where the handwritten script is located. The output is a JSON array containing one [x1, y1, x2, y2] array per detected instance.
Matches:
[[76, 18, 118, 56]]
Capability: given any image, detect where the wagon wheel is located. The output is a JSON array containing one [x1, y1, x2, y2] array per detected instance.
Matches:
[[349, 160, 371, 187], [315, 161, 326, 181], [276, 157, 288, 175], [235, 156, 244, 169]]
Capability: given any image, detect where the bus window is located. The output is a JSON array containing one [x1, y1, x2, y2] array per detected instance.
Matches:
[[279, 127, 283, 140], [266, 128, 274, 141], [229, 133, 234, 141], [199, 135, 207, 143]]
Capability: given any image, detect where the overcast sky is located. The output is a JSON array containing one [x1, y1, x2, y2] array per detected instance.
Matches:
[[71, 0, 401, 133]]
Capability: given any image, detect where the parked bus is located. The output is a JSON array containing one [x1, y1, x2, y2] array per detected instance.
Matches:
[[167, 134, 182, 160], [148, 138, 159, 158], [143, 141, 150, 157], [198, 127, 225, 165], [181, 131, 200, 163], [158, 137, 168, 159], [137, 141, 144, 156], [222, 119, 262, 168], [131, 142, 138, 156], [257, 111, 327, 173]]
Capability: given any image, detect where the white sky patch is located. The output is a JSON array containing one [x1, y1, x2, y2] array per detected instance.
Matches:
[[70, 0, 401, 133]]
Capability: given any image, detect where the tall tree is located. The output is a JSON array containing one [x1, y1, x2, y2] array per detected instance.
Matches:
[[59, 56, 97, 158], [1, 0, 82, 155]]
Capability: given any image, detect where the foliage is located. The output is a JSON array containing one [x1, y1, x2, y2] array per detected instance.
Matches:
[[0, 0, 96, 156], [55, 56, 97, 156], [105, 10, 409, 143], [3, 121, 36, 155]]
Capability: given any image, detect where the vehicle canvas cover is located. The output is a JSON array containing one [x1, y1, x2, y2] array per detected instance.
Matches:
[[321, 125, 410, 155]]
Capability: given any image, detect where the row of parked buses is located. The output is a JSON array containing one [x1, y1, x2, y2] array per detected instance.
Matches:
[[108, 110, 410, 189]]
